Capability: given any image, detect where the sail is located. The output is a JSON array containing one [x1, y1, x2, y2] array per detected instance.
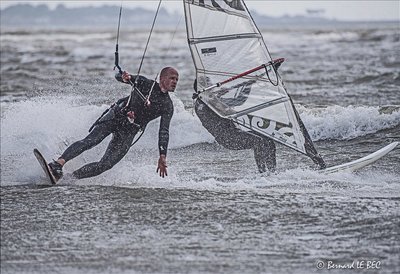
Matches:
[[184, 0, 324, 164]]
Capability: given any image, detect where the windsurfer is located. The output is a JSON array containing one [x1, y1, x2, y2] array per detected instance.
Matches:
[[47, 67, 179, 181], [193, 80, 276, 173]]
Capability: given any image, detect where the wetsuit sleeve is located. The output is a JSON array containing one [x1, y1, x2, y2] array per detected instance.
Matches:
[[158, 102, 174, 156]]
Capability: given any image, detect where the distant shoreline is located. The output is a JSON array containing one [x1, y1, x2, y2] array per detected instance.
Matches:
[[1, 3, 398, 28]]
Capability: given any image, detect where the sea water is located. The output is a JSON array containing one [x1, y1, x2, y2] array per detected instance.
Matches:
[[1, 22, 399, 274]]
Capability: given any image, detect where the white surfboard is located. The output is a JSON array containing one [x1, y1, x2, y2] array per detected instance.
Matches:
[[320, 142, 398, 174]]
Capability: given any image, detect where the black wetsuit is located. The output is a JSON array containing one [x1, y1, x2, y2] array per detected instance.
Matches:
[[60, 73, 174, 179], [194, 98, 276, 173]]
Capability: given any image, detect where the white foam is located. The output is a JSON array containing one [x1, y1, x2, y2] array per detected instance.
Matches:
[[70, 47, 110, 61], [308, 31, 360, 42], [0, 95, 213, 184], [1, 96, 398, 190], [70, 165, 400, 199], [298, 105, 400, 141]]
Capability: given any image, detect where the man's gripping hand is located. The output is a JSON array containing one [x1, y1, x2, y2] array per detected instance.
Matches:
[[156, 154, 168, 178], [122, 71, 131, 83]]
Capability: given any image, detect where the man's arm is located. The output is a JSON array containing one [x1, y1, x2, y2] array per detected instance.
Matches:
[[156, 106, 173, 178]]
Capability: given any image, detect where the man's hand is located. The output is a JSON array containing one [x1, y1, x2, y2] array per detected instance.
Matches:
[[156, 154, 168, 178], [122, 71, 131, 83]]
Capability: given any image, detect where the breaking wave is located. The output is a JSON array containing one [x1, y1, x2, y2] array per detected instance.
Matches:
[[299, 105, 400, 141], [1, 96, 399, 159]]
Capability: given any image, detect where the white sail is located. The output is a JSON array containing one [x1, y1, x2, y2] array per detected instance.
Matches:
[[184, 0, 323, 163]]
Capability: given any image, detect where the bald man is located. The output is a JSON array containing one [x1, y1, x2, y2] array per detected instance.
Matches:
[[48, 67, 179, 181]]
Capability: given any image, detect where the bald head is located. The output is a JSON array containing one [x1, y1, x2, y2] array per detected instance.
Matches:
[[160, 67, 177, 79], [159, 67, 179, 93]]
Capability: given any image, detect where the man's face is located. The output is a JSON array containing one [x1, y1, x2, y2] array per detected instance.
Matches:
[[160, 70, 179, 92]]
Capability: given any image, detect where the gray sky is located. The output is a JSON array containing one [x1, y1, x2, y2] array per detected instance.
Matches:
[[1, 1, 399, 21]]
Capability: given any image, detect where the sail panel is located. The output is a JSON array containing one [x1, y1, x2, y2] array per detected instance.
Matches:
[[190, 37, 269, 76]]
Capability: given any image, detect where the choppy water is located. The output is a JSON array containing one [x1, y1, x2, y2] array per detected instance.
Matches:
[[1, 22, 399, 274]]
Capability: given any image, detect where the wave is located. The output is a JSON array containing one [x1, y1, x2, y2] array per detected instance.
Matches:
[[45, 166, 395, 200], [2, 97, 398, 153], [307, 28, 398, 43], [0, 95, 212, 184], [0, 95, 212, 155], [1, 97, 399, 157], [1, 96, 399, 185], [3, 162, 399, 199], [298, 105, 400, 141]]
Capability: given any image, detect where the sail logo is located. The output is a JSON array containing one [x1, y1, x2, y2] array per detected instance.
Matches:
[[239, 115, 298, 147], [201, 47, 217, 56], [191, 0, 247, 17]]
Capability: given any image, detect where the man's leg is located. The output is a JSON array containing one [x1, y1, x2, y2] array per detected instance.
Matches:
[[216, 130, 254, 150], [253, 145, 266, 173], [254, 137, 276, 173], [247, 131, 276, 173], [72, 127, 138, 179], [216, 129, 276, 173], [60, 121, 116, 163], [48, 121, 116, 180]]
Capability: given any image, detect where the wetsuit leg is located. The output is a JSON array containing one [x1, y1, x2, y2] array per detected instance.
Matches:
[[216, 129, 276, 173], [254, 137, 276, 173], [72, 127, 139, 179], [60, 120, 117, 162], [216, 130, 254, 150]]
